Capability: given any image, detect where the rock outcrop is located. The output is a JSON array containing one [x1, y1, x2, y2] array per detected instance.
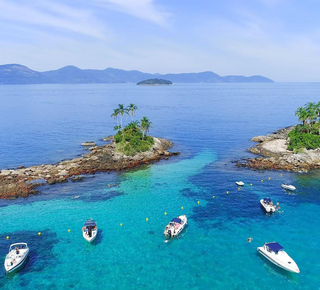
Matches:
[[236, 126, 320, 172], [0, 137, 180, 199]]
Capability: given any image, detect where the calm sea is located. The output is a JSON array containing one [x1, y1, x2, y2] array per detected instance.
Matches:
[[1, 83, 320, 289]]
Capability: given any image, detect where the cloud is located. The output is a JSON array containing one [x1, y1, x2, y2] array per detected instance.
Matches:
[[0, 0, 106, 38], [93, 0, 171, 26]]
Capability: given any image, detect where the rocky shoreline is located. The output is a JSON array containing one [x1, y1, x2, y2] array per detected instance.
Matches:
[[236, 126, 320, 172], [0, 137, 180, 199]]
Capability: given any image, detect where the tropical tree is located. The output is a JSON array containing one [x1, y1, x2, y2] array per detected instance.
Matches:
[[306, 102, 317, 125], [117, 104, 128, 129], [295, 107, 308, 126], [111, 108, 120, 128], [140, 117, 152, 139], [127, 103, 138, 121]]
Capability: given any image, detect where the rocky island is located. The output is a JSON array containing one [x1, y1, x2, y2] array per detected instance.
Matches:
[[237, 102, 320, 172], [0, 103, 180, 199], [137, 78, 172, 85], [0, 137, 180, 199]]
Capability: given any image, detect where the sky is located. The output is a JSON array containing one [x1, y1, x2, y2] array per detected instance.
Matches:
[[1, 0, 320, 82]]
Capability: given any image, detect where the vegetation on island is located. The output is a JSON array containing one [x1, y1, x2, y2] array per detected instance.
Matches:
[[137, 78, 172, 85], [288, 102, 320, 151], [111, 104, 154, 156]]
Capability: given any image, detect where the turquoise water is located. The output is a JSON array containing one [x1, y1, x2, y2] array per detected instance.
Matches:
[[1, 83, 320, 289]]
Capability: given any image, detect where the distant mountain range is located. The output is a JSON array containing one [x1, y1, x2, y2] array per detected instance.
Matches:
[[0, 64, 274, 84]]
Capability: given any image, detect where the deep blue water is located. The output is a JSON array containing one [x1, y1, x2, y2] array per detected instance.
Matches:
[[1, 83, 320, 289]]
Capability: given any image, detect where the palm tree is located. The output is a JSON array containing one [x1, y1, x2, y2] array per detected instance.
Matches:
[[127, 104, 138, 121], [306, 102, 317, 125], [140, 117, 152, 139], [117, 104, 128, 129], [295, 107, 308, 126], [111, 108, 120, 128]]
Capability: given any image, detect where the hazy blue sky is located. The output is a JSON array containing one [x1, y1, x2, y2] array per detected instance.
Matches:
[[1, 0, 319, 81]]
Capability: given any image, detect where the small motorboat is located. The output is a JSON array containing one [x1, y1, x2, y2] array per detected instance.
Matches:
[[82, 219, 98, 243], [164, 215, 187, 238], [281, 183, 296, 191], [257, 242, 300, 273], [4, 243, 29, 273], [235, 181, 244, 186], [260, 197, 276, 213]]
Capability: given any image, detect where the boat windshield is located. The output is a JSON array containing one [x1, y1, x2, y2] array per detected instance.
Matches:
[[266, 242, 283, 253]]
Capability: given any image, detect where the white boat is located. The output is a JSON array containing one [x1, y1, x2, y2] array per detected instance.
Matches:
[[4, 243, 29, 273], [260, 197, 276, 213], [257, 242, 300, 273], [281, 183, 296, 191], [164, 215, 187, 238], [82, 220, 98, 243], [235, 181, 244, 186]]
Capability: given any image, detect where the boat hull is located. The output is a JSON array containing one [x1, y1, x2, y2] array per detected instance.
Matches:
[[260, 199, 275, 213], [164, 215, 187, 238], [83, 229, 98, 243], [257, 247, 300, 273], [4, 248, 29, 273], [281, 184, 296, 191]]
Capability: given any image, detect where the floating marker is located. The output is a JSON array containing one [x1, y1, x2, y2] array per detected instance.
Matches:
[[250, 183, 252, 186], [212, 196, 215, 199], [68, 229, 70, 232], [197, 201, 200, 205], [227, 191, 229, 194], [268, 177, 271, 180], [164, 212, 167, 215], [280, 173, 283, 177], [120, 223, 123, 226], [38, 232, 41, 236], [146, 218, 149, 222], [238, 187, 240, 191], [6, 236, 9, 240], [261, 180, 263, 182], [181, 206, 184, 210]]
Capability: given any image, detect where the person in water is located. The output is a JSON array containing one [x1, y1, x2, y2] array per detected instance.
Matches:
[[247, 237, 253, 243]]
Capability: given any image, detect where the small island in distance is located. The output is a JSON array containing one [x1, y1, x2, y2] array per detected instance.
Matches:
[[137, 78, 173, 86]]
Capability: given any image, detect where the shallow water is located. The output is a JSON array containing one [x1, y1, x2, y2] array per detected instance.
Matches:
[[1, 83, 320, 289]]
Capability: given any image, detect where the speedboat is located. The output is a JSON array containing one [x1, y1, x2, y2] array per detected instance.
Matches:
[[257, 242, 300, 273], [82, 220, 98, 242], [281, 183, 296, 191], [235, 181, 244, 186], [260, 197, 276, 213], [4, 243, 29, 273], [164, 215, 187, 238]]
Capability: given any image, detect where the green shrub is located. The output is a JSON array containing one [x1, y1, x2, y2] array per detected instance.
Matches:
[[114, 123, 154, 156], [288, 128, 320, 150]]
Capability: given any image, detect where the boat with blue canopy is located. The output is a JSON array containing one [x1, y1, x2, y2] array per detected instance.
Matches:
[[82, 219, 98, 243], [260, 197, 276, 213], [164, 215, 187, 238], [257, 242, 300, 273]]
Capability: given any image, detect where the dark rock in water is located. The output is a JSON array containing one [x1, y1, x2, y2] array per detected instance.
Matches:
[[70, 176, 85, 182]]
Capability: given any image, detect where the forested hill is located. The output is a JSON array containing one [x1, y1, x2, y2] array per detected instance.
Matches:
[[0, 64, 274, 84]]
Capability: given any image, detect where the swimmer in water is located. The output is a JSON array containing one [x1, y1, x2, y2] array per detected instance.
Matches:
[[247, 237, 253, 243]]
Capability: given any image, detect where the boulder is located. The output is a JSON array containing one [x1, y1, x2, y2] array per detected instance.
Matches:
[[82, 141, 96, 146]]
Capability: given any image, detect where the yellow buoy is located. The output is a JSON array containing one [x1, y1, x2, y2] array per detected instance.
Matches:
[[250, 183, 252, 186], [38, 232, 41, 236], [164, 212, 167, 215], [268, 177, 271, 180], [227, 191, 229, 194], [280, 173, 283, 177], [68, 229, 70, 232], [212, 196, 215, 199], [181, 206, 184, 210], [120, 223, 123, 226], [197, 201, 200, 205], [238, 187, 240, 190], [6, 236, 9, 240], [261, 180, 263, 182], [146, 218, 149, 222]]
